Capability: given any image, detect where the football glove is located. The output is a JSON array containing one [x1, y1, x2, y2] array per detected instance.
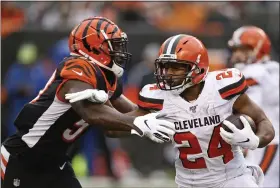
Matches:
[[132, 113, 175, 144], [220, 116, 259, 150], [65, 89, 108, 104]]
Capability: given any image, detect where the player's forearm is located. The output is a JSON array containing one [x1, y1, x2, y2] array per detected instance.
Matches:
[[91, 107, 137, 131], [104, 130, 131, 138], [72, 100, 141, 133], [110, 95, 138, 113], [256, 119, 275, 148], [126, 107, 149, 116]]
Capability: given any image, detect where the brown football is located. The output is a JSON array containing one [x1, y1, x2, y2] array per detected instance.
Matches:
[[222, 114, 257, 133]]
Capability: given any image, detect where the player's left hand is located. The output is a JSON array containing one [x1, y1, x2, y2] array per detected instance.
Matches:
[[220, 116, 259, 150], [131, 113, 175, 144], [65, 89, 108, 104]]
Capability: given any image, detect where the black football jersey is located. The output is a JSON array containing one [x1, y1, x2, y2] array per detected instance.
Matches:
[[2, 55, 122, 167]]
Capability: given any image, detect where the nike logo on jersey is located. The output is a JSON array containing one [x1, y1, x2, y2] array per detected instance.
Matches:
[[59, 162, 66, 170], [237, 138, 250, 143], [72, 70, 83, 76]]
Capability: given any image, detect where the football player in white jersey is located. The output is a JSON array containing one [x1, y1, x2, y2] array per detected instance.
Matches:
[[65, 34, 275, 188], [228, 26, 279, 187]]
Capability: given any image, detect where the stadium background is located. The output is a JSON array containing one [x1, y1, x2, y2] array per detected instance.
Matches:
[[1, 2, 279, 187]]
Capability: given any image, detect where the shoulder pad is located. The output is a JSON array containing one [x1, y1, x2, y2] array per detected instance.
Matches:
[[137, 84, 164, 111], [60, 58, 97, 88], [214, 68, 248, 100]]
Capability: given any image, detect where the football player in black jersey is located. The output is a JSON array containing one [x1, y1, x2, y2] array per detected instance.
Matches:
[[1, 17, 175, 188]]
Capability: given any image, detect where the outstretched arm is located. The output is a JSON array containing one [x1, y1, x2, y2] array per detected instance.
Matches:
[[59, 79, 141, 132], [58, 80, 174, 142], [104, 107, 150, 137], [110, 94, 138, 113]]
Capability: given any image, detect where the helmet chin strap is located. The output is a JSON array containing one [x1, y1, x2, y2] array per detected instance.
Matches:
[[78, 50, 124, 77], [169, 81, 193, 96]]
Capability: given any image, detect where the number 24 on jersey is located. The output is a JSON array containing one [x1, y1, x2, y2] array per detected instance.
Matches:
[[174, 124, 234, 169]]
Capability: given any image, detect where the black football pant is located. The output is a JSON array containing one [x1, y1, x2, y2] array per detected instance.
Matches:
[[1, 146, 82, 188]]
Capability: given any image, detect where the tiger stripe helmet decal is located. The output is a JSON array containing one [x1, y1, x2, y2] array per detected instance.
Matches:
[[68, 17, 131, 77]]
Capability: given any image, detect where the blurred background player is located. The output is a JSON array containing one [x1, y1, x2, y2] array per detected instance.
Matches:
[[228, 26, 279, 187]]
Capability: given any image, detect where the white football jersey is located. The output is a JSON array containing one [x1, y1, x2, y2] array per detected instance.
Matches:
[[237, 60, 279, 144], [138, 68, 249, 187], [237, 60, 279, 187]]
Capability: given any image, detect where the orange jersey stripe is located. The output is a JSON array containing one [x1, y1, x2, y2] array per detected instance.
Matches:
[[221, 80, 247, 99], [1, 168, 4, 180], [137, 100, 163, 111], [246, 78, 259, 86], [260, 144, 278, 174], [1, 155, 8, 167]]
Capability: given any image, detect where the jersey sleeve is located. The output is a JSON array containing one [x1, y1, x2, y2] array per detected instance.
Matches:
[[137, 84, 164, 112], [60, 58, 97, 88], [241, 64, 267, 105], [216, 68, 248, 100]]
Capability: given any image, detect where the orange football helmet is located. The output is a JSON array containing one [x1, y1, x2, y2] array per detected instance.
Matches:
[[155, 34, 209, 94], [228, 26, 271, 63], [69, 17, 131, 77]]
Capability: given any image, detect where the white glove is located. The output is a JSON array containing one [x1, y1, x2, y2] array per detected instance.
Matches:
[[132, 113, 175, 143], [65, 89, 108, 104], [220, 116, 259, 150]]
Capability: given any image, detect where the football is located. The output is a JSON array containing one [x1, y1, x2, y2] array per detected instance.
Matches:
[[222, 114, 257, 133]]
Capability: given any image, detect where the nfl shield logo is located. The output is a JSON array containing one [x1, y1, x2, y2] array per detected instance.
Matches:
[[13, 178, 20, 187], [189, 105, 198, 113]]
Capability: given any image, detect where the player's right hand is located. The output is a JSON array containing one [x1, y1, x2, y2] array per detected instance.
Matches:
[[220, 116, 259, 150], [65, 89, 108, 104], [131, 113, 175, 143]]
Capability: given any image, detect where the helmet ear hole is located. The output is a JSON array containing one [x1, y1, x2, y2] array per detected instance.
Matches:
[[200, 68, 205, 74], [92, 47, 100, 55]]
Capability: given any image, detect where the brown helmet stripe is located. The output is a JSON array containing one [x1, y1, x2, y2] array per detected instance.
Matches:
[[162, 37, 173, 54], [170, 35, 185, 54]]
